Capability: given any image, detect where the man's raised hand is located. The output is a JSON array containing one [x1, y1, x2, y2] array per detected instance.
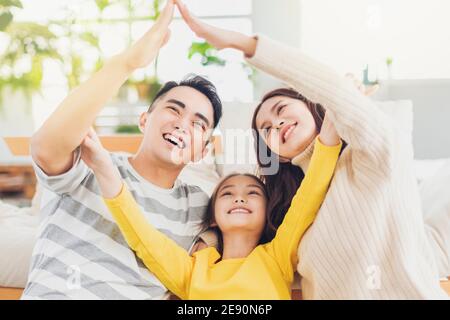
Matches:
[[123, 0, 175, 71]]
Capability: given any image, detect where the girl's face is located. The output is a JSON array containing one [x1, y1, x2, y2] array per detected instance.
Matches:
[[213, 175, 267, 236], [255, 95, 317, 161]]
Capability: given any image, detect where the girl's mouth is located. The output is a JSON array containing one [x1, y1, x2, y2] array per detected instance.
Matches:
[[227, 207, 252, 214]]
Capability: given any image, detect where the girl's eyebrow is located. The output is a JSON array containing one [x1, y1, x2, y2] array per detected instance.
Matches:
[[219, 184, 234, 192], [247, 184, 265, 192]]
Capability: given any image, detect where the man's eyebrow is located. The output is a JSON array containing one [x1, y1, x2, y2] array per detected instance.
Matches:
[[167, 99, 186, 109], [167, 99, 211, 127], [195, 112, 211, 128]]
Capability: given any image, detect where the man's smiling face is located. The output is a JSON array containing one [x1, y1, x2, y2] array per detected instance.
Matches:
[[139, 85, 215, 168]]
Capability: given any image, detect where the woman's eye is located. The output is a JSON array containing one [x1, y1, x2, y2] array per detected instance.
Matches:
[[277, 105, 287, 115], [263, 127, 272, 136]]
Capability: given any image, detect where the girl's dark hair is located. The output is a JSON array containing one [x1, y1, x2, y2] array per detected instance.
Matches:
[[251, 88, 327, 242], [202, 173, 269, 254]]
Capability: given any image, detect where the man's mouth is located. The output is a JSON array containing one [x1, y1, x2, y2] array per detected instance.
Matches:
[[281, 123, 297, 143], [163, 133, 186, 149], [227, 207, 252, 214]]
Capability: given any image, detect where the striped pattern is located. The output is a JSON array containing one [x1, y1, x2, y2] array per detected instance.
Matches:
[[22, 151, 209, 300], [247, 35, 449, 299]]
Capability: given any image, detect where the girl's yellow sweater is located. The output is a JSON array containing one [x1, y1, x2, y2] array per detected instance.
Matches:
[[103, 137, 341, 299]]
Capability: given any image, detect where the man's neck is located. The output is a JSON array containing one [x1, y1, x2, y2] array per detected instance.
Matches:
[[128, 152, 183, 189]]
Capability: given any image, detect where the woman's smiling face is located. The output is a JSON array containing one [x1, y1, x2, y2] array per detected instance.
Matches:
[[255, 95, 318, 161]]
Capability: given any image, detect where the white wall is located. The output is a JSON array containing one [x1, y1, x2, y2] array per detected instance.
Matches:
[[251, 0, 302, 98]]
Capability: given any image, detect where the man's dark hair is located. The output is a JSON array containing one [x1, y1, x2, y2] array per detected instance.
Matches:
[[148, 74, 222, 128]]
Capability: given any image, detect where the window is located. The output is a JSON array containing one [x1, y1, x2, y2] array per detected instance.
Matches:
[[300, 0, 450, 80], [10, 0, 253, 130]]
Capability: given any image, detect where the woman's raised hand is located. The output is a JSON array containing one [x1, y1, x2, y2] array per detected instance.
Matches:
[[175, 0, 257, 57]]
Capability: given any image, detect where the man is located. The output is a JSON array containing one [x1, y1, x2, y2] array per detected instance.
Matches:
[[23, 0, 221, 299]]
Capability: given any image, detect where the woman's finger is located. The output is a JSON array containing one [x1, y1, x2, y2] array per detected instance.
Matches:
[[176, 0, 199, 30]]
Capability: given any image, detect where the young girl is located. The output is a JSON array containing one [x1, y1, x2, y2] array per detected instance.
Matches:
[[80, 120, 341, 299], [172, 0, 448, 299]]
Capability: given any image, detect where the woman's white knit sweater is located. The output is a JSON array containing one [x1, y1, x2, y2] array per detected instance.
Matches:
[[246, 35, 448, 299]]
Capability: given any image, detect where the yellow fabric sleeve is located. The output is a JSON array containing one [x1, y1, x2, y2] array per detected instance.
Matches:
[[266, 136, 342, 282], [103, 185, 194, 299]]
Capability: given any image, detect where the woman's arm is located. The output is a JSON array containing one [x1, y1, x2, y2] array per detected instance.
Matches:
[[176, 0, 394, 172], [81, 129, 194, 300], [31, 1, 174, 176], [266, 136, 342, 282]]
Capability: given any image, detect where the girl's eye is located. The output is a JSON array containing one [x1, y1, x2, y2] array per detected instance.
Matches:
[[249, 190, 261, 196], [221, 192, 232, 197]]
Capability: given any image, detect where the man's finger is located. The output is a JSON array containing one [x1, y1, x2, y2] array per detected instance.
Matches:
[[157, 0, 175, 28]]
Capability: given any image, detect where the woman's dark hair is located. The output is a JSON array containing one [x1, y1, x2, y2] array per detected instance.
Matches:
[[251, 88, 327, 242], [148, 74, 223, 128], [202, 173, 269, 254]]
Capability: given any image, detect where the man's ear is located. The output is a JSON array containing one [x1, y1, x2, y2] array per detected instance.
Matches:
[[138, 112, 148, 133]]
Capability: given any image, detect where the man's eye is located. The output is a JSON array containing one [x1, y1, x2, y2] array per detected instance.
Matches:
[[193, 121, 206, 130], [168, 106, 179, 114]]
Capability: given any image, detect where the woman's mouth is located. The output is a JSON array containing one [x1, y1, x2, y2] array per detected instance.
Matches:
[[163, 133, 186, 149], [281, 123, 297, 143]]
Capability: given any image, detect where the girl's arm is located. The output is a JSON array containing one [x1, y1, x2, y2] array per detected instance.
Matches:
[[81, 129, 194, 300], [266, 135, 342, 282]]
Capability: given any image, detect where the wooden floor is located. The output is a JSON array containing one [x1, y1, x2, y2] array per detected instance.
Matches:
[[1, 281, 449, 300]]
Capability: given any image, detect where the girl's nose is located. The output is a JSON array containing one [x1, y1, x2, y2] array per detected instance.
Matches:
[[234, 198, 246, 204]]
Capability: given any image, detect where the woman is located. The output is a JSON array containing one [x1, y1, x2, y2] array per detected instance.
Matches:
[[174, 0, 448, 299]]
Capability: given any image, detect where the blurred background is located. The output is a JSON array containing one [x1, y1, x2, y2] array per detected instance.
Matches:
[[0, 0, 449, 205]]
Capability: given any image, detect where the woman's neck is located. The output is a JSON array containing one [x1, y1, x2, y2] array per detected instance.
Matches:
[[221, 232, 260, 260]]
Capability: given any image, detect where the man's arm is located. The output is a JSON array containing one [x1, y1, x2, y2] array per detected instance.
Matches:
[[31, 0, 175, 176]]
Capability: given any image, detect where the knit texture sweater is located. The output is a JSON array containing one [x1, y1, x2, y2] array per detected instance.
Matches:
[[246, 34, 448, 299]]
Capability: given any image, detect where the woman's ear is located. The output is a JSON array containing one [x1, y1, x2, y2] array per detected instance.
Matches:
[[138, 112, 148, 133]]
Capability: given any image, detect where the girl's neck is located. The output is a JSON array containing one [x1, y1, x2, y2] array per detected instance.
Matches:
[[221, 232, 260, 260]]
